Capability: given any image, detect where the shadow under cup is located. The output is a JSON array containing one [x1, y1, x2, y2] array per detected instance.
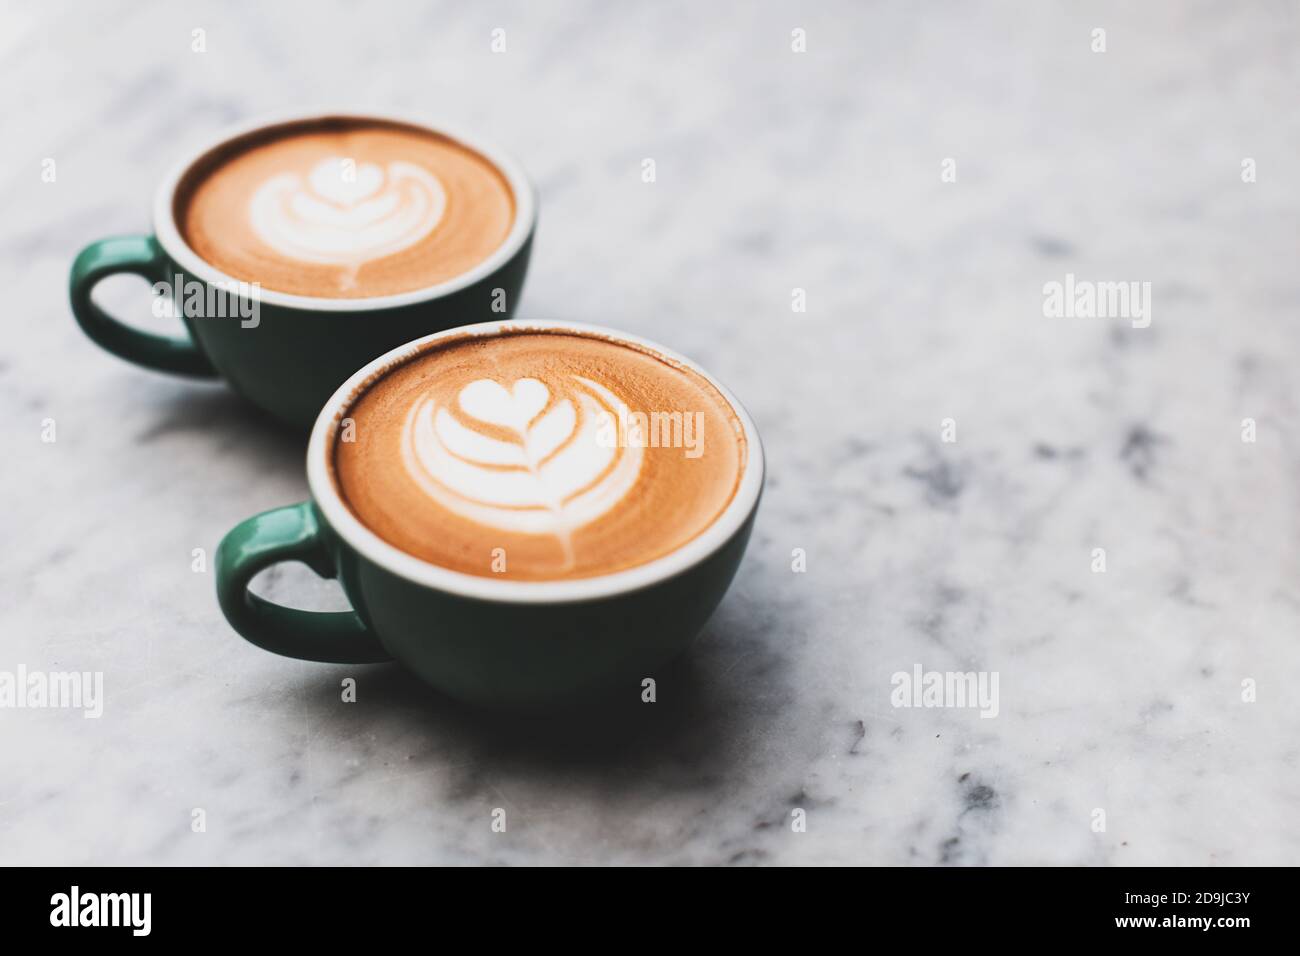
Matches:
[[68, 112, 538, 427], [214, 321, 767, 709]]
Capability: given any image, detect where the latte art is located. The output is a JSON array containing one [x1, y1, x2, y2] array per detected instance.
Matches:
[[250, 158, 447, 286], [176, 119, 516, 298], [333, 331, 747, 581], [403, 376, 643, 562]]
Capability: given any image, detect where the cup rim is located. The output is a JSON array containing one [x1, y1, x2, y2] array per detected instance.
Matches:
[[305, 320, 765, 604], [151, 109, 538, 312]]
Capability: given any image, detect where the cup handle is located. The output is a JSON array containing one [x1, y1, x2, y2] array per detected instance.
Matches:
[[216, 502, 391, 664], [69, 235, 218, 377]]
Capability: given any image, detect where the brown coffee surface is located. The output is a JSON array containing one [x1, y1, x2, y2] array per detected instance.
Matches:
[[175, 119, 515, 298], [332, 330, 747, 581]]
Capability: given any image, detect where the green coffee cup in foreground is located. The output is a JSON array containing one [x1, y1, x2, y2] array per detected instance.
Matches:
[[215, 321, 765, 707], [69, 111, 537, 427]]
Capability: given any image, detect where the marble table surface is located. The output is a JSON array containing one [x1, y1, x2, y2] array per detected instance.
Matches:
[[2, 0, 1297, 866]]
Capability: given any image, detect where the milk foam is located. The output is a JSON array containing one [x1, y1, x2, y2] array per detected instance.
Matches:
[[401, 375, 644, 559], [332, 331, 746, 580], [249, 157, 446, 283]]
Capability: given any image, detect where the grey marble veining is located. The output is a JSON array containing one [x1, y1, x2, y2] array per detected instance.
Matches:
[[1, 0, 1298, 865]]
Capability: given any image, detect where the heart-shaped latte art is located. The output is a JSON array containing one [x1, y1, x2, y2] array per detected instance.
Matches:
[[458, 378, 550, 432], [401, 376, 644, 555], [248, 156, 446, 279], [307, 158, 384, 205]]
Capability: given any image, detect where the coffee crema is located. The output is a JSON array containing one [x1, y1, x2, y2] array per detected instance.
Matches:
[[332, 330, 747, 581], [175, 118, 515, 298]]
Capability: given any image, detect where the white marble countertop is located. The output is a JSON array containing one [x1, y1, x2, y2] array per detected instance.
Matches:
[[2, 0, 1297, 865]]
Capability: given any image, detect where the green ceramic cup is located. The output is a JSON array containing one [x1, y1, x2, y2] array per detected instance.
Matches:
[[69, 111, 537, 427], [215, 321, 765, 708]]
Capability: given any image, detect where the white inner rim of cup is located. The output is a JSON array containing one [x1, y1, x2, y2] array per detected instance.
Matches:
[[306, 320, 766, 604], [151, 110, 538, 311]]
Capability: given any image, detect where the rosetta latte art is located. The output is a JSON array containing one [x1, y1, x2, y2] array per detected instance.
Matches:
[[249, 156, 446, 287], [401, 376, 644, 561]]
